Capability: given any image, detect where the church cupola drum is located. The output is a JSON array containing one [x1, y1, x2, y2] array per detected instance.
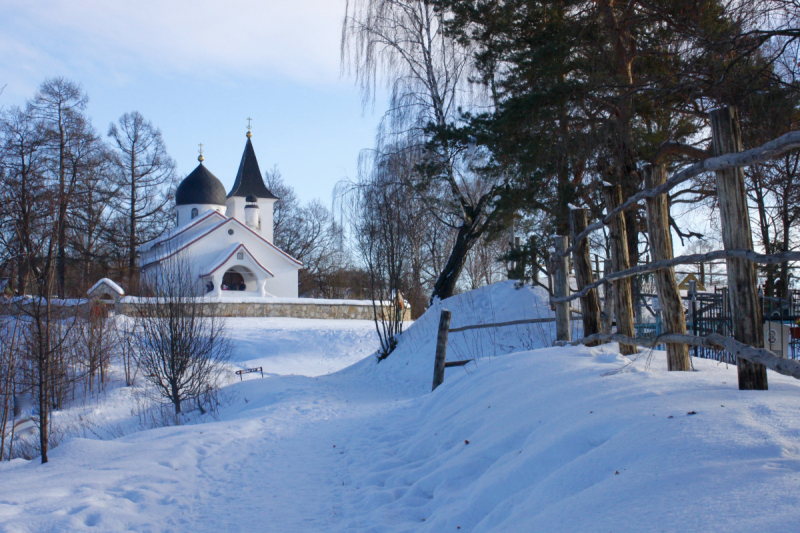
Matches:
[[174, 151, 227, 226]]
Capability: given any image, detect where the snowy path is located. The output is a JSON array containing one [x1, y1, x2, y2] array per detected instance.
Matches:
[[0, 375, 410, 531]]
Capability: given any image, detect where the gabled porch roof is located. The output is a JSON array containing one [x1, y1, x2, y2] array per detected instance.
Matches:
[[199, 243, 274, 279]]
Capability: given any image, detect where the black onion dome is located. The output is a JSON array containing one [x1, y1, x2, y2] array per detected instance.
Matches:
[[175, 163, 227, 206], [227, 137, 278, 199]]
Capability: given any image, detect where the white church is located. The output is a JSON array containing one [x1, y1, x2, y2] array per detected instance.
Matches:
[[137, 130, 303, 298]]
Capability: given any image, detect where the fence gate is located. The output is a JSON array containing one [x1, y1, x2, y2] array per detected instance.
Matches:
[[634, 287, 800, 363]]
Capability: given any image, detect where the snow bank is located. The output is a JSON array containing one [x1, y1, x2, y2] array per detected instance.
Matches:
[[337, 348, 800, 531], [341, 280, 559, 394]]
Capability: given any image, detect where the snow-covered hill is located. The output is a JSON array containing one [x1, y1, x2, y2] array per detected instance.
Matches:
[[1, 281, 799, 532]]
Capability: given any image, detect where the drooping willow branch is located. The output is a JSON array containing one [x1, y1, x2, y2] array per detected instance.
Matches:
[[553, 130, 800, 261], [550, 249, 800, 304]]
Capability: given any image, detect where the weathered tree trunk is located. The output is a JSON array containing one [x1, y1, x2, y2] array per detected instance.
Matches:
[[602, 185, 637, 355], [601, 258, 614, 334], [779, 185, 791, 300], [553, 236, 571, 342], [569, 209, 601, 345], [430, 219, 484, 302], [751, 169, 776, 297], [643, 164, 690, 371], [172, 381, 182, 415], [710, 106, 767, 390], [57, 119, 67, 298], [36, 316, 50, 464], [129, 156, 138, 280]]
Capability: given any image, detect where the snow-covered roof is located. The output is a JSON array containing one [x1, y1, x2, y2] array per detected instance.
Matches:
[[199, 243, 274, 278], [88, 278, 125, 297], [137, 209, 226, 253], [141, 217, 303, 270]]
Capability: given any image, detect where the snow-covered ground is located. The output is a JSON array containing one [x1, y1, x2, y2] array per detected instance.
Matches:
[[2, 281, 800, 532], [226, 318, 379, 377]]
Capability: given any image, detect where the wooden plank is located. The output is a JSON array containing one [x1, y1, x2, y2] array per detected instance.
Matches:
[[570, 208, 602, 345], [449, 317, 556, 333], [643, 164, 690, 371], [710, 107, 768, 390], [553, 236, 571, 342], [601, 185, 637, 355], [432, 309, 451, 391], [444, 359, 474, 368], [551, 248, 800, 304]]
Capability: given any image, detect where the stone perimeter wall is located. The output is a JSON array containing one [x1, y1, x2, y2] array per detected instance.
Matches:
[[117, 301, 411, 321]]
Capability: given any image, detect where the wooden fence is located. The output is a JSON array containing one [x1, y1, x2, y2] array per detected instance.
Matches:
[[549, 106, 800, 391], [431, 310, 563, 391]]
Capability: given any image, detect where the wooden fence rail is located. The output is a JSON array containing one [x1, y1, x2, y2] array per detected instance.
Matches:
[[432, 311, 568, 391], [448, 317, 557, 333], [551, 249, 800, 304]]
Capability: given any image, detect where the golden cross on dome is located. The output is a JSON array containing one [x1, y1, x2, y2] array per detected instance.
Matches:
[[246, 117, 253, 138], [197, 143, 204, 162]]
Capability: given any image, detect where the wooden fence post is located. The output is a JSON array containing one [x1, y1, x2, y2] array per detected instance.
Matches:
[[602, 184, 637, 355], [643, 164, 690, 371], [432, 309, 451, 391], [553, 236, 571, 342], [710, 106, 768, 390], [569, 209, 601, 344]]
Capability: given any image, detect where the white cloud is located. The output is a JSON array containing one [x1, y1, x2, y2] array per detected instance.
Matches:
[[2, 0, 347, 91]]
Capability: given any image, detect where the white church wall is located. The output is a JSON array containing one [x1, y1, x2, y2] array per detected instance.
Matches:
[[262, 260, 298, 298], [225, 197, 276, 242], [258, 198, 276, 243], [225, 196, 240, 223], [227, 222, 297, 297], [139, 252, 207, 296], [175, 204, 225, 228], [164, 220, 299, 298]]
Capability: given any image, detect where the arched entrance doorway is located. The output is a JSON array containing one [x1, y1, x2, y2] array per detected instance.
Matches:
[[221, 266, 258, 292]]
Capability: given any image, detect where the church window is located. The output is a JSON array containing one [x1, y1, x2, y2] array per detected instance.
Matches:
[[191, 208, 198, 219], [237, 252, 244, 260], [228, 229, 235, 235]]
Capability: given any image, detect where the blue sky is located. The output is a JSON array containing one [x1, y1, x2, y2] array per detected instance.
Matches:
[[0, 0, 383, 204]]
